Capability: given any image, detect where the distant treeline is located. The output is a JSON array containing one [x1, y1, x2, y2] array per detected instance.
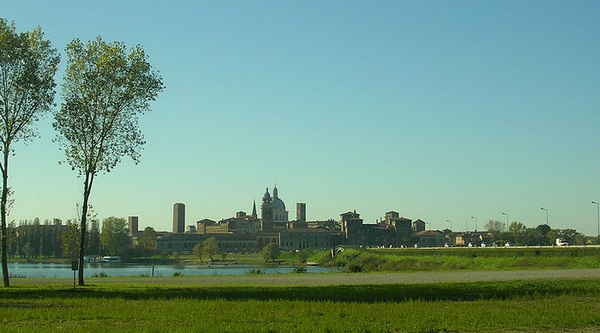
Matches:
[[6, 217, 156, 260]]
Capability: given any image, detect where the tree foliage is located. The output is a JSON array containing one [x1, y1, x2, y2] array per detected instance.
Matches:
[[509, 222, 526, 245], [202, 237, 218, 262], [262, 243, 280, 263], [99, 216, 130, 257], [62, 220, 80, 258], [193, 243, 203, 262], [0, 19, 60, 287], [137, 226, 157, 258], [536, 224, 551, 237], [485, 220, 505, 233], [53, 36, 163, 285]]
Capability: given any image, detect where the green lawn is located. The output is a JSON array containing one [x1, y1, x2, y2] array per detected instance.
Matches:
[[1, 277, 599, 332]]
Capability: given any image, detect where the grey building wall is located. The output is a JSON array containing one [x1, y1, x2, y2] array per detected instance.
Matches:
[[296, 203, 306, 222], [128, 216, 139, 237]]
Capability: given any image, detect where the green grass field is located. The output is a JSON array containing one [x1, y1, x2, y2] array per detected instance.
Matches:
[[3, 248, 600, 332], [1, 275, 600, 332]]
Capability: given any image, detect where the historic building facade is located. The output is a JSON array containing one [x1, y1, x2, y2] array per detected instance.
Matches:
[[260, 185, 289, 231], [156, 187, 446, 254]]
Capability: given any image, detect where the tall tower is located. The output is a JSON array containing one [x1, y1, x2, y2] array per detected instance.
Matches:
[[173, 203, 185, 233], [260, 188, 273, 231], [296, 203, 306, 222], [128, 216, 139, 237]]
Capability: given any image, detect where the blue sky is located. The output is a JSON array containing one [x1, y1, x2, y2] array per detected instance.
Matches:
[[2, 1, 600, 235]]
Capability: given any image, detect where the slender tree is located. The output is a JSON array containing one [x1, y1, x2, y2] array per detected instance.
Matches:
[[202, 237, 218, 262], [62, 220, 80, 259], [193, 243, 203, 262], [54, 36, 163, 285], [0, 19, 59, 287]]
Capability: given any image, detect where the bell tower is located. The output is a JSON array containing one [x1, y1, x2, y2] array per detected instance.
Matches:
[[260, 187, 273, 231]]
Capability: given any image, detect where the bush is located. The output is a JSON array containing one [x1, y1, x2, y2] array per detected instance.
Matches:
[[246, 268, 265, 275], [348, 264, 363, 273], [292, 265, 307, 274]]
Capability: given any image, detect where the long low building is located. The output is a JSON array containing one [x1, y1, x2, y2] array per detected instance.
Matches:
[[157, 233, 258, 255]]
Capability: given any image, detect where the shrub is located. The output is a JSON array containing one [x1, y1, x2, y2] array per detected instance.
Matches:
[[293, 265, 307, 274], [246, 268, 265, 275], [348, 264, 363, 273]]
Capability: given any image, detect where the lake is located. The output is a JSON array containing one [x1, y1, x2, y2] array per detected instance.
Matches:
[[5, 262, 334, 278]]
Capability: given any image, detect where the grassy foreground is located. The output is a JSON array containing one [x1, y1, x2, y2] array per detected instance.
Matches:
[[1, 276, 600, 332]]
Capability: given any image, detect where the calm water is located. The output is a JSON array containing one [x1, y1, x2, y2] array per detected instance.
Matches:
[[6, 262, 333, 278]]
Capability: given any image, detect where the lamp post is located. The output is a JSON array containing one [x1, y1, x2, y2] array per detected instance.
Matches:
[[446, 220, 452, 231], [502, 212, 508, 231], [592, 201, 599, 238], [541, 207, 548, 225], [471, 216, 478, 232]]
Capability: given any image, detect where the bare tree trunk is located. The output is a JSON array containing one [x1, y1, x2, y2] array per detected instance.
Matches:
[[1, 148, 9, 287], [78, 172, 94, 286]]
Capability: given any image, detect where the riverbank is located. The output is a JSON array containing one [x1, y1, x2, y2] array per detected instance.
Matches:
[[10, 268, 600, 286], [3, 271, 600, 332]]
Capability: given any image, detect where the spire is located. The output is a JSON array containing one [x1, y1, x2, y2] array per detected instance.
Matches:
[[252, 200, 257, 217], [273, 184, 278, 198]]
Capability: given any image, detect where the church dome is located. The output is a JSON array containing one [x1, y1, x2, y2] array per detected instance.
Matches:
[[271, 197, 285, 210], [262, 188, 271, 200], [271, 185, 285, 210]]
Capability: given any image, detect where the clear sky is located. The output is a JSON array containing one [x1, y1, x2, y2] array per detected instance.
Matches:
[[2, 1, 600, 235]]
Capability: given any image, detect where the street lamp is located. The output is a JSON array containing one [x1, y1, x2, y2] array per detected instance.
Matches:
[[592, 201, 599, 238], [446, 220, 452, 231], [471, 216, 478, 232], [541, 207, 548, 225], [502, 212, 508, 231]]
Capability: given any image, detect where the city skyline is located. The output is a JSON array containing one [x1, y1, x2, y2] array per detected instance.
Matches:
[[2, 1, 600, 235]]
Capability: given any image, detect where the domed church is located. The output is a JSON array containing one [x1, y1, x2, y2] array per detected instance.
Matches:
[[260, 185, 289, 231]]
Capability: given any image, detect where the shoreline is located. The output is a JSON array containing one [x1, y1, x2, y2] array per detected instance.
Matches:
[[9, 267, 600, 286]]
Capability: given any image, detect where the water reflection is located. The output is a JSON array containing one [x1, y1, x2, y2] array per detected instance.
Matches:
[[6, 262, 333, 278]]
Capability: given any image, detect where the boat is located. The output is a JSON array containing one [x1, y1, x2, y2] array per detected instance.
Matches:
[[101, 256, 121, 263]]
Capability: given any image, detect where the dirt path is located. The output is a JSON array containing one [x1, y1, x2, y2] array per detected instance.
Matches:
[[14, 268, 600, 286]]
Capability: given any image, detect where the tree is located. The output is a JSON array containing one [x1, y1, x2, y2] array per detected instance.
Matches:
[[262, 243, 280, 263], [192, 243, 203, 262], [509, 221, 526, 245], [62, 220, 80, 259], [536, 224, 551, 236], [137, 226, 157, 258], [53, 37, 164, 285], [31, 217, 41, 258], [523, 228, 544, 246], [535, 224, 551, 245], [87, 218, 101, 255], [0, 19, 60, 287], [7, 221, 17, 258], [484, 220, 505, 233], [99, 217, 130, 257], [202, 237, 218, 262], [553, 228, 585, 246]]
